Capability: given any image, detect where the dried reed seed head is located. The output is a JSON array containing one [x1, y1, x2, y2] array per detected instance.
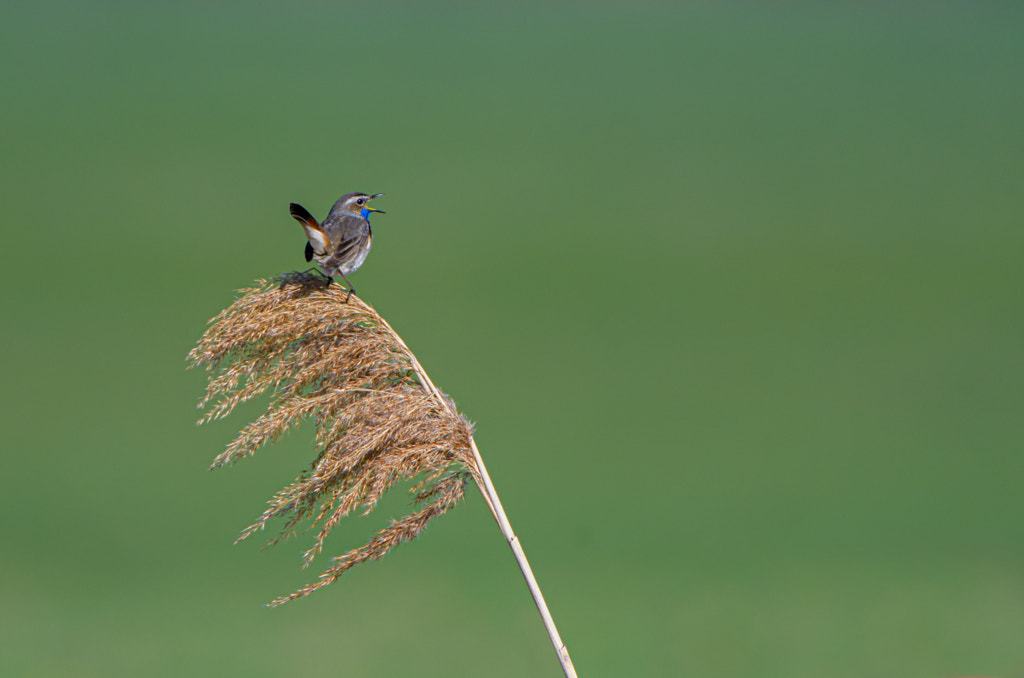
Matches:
[[188, 272, 478, 604]]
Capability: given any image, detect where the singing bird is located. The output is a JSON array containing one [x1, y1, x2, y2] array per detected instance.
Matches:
[[289, 192, 385, 301]]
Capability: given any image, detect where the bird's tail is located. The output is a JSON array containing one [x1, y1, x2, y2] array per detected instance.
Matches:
[[289, 203, 331, 261]]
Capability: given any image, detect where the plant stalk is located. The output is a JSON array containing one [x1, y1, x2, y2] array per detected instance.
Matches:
[[374, 310, 579, 678], [468, 437, 579, 678]]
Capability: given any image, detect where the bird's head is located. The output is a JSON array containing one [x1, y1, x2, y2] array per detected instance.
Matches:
[[332, 192, 385, 219]]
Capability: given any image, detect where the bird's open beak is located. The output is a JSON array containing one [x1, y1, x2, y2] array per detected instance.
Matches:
[[367, 193, 385, 213]]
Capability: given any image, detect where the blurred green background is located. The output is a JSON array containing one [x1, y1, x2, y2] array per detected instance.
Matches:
[[2, 2, 1022, 676]]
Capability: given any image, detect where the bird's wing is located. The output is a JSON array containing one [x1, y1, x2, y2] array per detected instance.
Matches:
[[289, 203, 330, 255], [329, 233, 364, 262], [320, 215, 370, 261]]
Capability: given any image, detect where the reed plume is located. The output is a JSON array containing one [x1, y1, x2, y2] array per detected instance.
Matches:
[[188, 271, 578, 676]]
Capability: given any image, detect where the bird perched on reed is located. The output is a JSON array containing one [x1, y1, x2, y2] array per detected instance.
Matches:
[[288, 192, 385, 301]]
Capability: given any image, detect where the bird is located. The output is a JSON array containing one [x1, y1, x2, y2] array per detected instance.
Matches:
[[288, 192, 385, 301]]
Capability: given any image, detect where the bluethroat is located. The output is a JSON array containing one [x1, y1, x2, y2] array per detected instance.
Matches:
[[289, 192, 385, 301]]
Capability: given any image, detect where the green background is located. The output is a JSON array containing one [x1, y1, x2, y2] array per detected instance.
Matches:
[[2, 2, 1022, 676]]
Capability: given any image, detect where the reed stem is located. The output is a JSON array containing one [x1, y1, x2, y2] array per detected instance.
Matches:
[[375, 313, 579, 678], [469, 438, 579, 678]]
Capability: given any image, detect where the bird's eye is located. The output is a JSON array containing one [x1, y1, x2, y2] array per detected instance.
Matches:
[[356, 198, 365, 206]]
